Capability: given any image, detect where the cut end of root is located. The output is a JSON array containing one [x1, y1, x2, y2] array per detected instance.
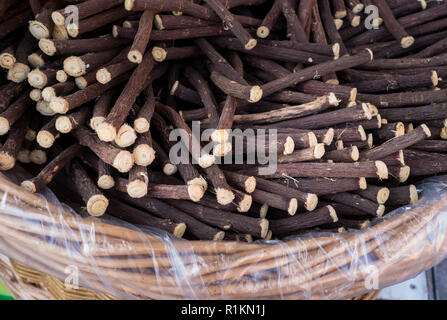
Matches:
[[334, 19, 343, 30], [17, 150, 31, 163], [351, 15, 361, 27], [249, 85, 263, 103], [375, 161, 388, 180], [398, 166, 411, 183], [420, 124, 431, 137], [30, 89, 42, 101], [308, 132, 318, 147], [97, 175, 115, 190], [332, 43, 340, 60], [52, 24, 69, 40], [213, 231, 225, 241], [51, 11, 65, 26], [359, 177, 367, 190], [115, 124, 137, 148], [55, 116, 73, 134], [211, 129, 229, 144], [245, 38, 257, 50], [244, 176, 256, 194], [127, 180, 148, 198], [409, 185, 418, 204], [323, 128, 335, 146], [113, 150, 135, 173], [212, 142, 233, 157], [314, 143, 325, 159], [49, 97, 69, 114], [377, 205, 385, 218], [128, 50, 143, 64], [283, 136, 295, 155], [87, 195, 109, 217], [66, 23, 79, 38], [28, 69, 47, 89], [188, 176, 208, 191], [236, 194, 252, 213], [335, 10, 347, 19], [188, 184, 205, 202], [366, 48, 374, 61], [198, 154, 215, 168], [64, 56, 86, 77], [151, 47, 167, 62], [163, 163, 177, 176], [351, 146, 360, 161], [288, 198, 298, 215], [259, 203, 269, 218], [0, 152, 15, 171], [419, 0, 427, 10], [328, 92, 340, 106], [154, 14, 164, 30], [358, 125, 367, 141], [30, 150, 47, 165], [216, 188, 235, 205], [0, 53, 16, 69], [260, 219, 269, 239], [97, 122, 117, 142], [0, 117, 10, 136], [401, 36, 415, 48], [124, 0, 135, 10], [29, 20, 50, 39], [21, 180, 36, 193], [37, 130, 56, 149], [42, 87, 56, 102], [431, 71, 439, 86], [377, 187, 390, 205], [56, 70, 68, 83], [440, 127, 447, 140], [134, 118, 150, 133], [361, 103, 373, 120], [7, 63, 30, 83], [256, 26, 270, 38], [305, 194, 318, 211], [28, 53, 44, 68], [90, 116, 106, 131], [327, 205, 338, 222], [133, 144, 156, 166], [174, 223, 186, 238], [353, 3, 364, 13], [39, 39, 56, 56]]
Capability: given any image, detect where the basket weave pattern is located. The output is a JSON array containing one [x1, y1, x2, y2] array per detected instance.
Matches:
[[0, 175, 446, 299]]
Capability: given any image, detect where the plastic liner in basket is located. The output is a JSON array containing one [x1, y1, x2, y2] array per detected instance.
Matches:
[[0, 169, 446, 300]]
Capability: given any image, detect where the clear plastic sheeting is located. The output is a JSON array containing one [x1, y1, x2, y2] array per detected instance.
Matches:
[[0, 171, 446, 300]]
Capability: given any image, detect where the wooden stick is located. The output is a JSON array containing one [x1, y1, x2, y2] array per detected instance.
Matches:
[[0, 114, 29, 171], [55, 106, 90, 134]]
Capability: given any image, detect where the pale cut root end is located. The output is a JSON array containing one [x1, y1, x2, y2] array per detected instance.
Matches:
[[174, 223, 186, 238], [55, 116, 72, 133], [335, 10, 347, 19], [51, 11, 65, 26], [211, 129, 229, 144], [328, 92, 340, 106], [351, 146, 360, 161], [419, 0, 427, 9], [288, 198, 298, 215], [133, 118, 150, 133], [49, 97, 69, 114], [37, 130, 55, 149], [308, 132, 318, 147], [0, 53, 15, 69], [327, 205, 338, 222], [30, 150, 47, 165], [367, 134, 374, 148], [332, 43, 340, 60], [244, 38, 257, 50], [236, 194, 252, 213], [376, 205, 385, 218], [260, 219, 269, 239], [163, 163, 177, 176], [0, 117, 10, 136], [244, 176, 256, 193], [188, 176, 208, 191], [154, 14, 164, 30], [360, 220, 371, 229], [420, 124, 431, 137], [353, 3, 364, 13], [213, 231, 225, 241], [259, 203, 269, 218], [358, 125, 367, 141], [30, 89, 42, 101], [28, 69, 47, 89], [29, 21, 50, 39], [375, 161, 388, 180], [394, 122, 405, 137], [7, 63, 30, 83], [133, 144, 156, 166], [56, 70, 68, 82], [323, 129, 334, 146], [112, 151, 135, 173], [305, 194, 318, 211], [188, 184, 205, 202], [90, 116, 106, 131], [170, 80, 179, 95], [431, 71, 439, 86], [401, 36, 415, 49], [127, 180, 148, 198], [377, 187, 390, 205], [216, 188, 235, 205], [326, 79, 339, 85], [314, 143, 325, 159], [39, 39, 56, 56], [359, 177, 367, 190], [351, 15, 361, 27], [124, 0, 135, 10], [283, 136, 295, 155], [440, 127, 447, 140], [42, 87, 56, 102], [407, 123, 414, 133], [409, 185, 418, 204], [398, 166, 411, 183], [334, 19, 343, 30], [248, 86, 262, 102], [28, 53, 44, 68], [17, 150, 31, 164], [0, 152, 15, 171], [97, 175, 115, 190], [256, 26, 270, 38], [52, 24, 69, 40], [348, 88, 357, 102], [87, 195, 109, 217], [115, 124, 137, 148], [66, 23, 79, 38], [21, 181, 36, 193], [128, 50, 143, 64], [97, 122, 117, 142], [366, 48, 374, 60], [151, 47, 167, 62], [64, 56, 86, 77], [198, 154, 215, 168], [213, 142, 232, 157], [361, 103, 373, 120]]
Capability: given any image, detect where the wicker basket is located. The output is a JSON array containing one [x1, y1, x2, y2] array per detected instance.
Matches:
[[0, 174, 446, 300]]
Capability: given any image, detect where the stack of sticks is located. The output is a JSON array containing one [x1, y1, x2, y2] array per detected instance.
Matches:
[[0, 0, 446, 241]]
